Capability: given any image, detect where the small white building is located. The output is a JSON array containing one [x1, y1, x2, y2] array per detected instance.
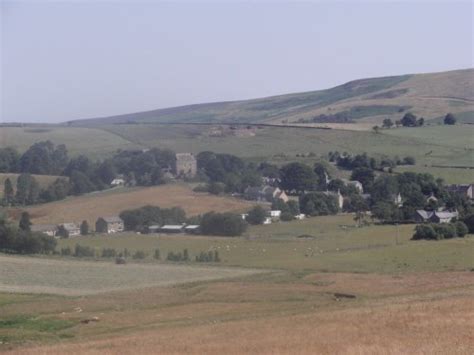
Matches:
[[31, 224, 58, 237], [295, 213, 306, 220], [269, 210, 282, 218], [110, 178, 125, 187], [263, 217, 272, 225]]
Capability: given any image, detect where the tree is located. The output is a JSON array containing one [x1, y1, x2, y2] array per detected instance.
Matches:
[[246, 206, 267, 225], [280, 162, 318, 193], [19, 212, 31, 232], [372, 202, 398, 222], [417, 117, 425, 126], [57, 225, 70, 239], [3, 178, 14, 205], [372, 125, 380, 134], [412, 224, 437, 240], [462, 214, 474, 233], [382, 118, 394, 129], [80, 220, 89, 235], [15, 174, 39, 205], [350, 167, 375, 190], [400, 112, 417, 127], [287, 200, 300, 215], [200, 212, 247, 236], [454, 221, 468, 237], [444, 113, 457, 125]]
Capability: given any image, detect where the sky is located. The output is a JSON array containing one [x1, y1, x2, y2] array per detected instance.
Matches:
[[1, 0, 473, 123]]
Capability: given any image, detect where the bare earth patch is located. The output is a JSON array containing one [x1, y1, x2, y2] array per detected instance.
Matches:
[[0, 255, 264, 296]]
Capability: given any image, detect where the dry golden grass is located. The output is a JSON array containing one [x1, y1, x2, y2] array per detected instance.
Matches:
[[9, 184, 255, 225], [4, 272, 474, 355]]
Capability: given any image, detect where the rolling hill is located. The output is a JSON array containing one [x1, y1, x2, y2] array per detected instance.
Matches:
[[70, 68, 474, 128]]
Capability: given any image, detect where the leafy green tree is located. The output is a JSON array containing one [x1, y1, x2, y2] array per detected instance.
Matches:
[[372, 201, 398, 222], [0, 147, 20, 173], [350, 167, 375, 190], [280, 162, 318, 193], [3, 178, 14, 205], [15, 174, 39, 205], [287, 200, 300, 215], [400, 112, 417, 127], [19, 212, 31, 231], [463, 214, 474, 233], [200, 212, 247, 236], [246, 206, 267, 225], [80, 220, 89, 235], [444, 113, 457, 125], [382, 118, 394, 128], [417, 117, 425, 126], [69, 170, 96, 195], [208, 182, 225, 195], [454, 221, 468, 237], [412, 224, 437, 240]]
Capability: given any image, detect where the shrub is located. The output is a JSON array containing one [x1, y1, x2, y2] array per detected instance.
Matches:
[[74, 244, 95, 257], [132, 250, 146, 259], [412, 224, 437, 240], [153, 248, 161, 260], [115, 257, 127, 264], [60, 247, 72, 256], [433, 224, 457, 239], [246, 206, 267, 225], [454, 221, 469, 237], [280, 212, 294, 221], [200, 212, 247, 236], [101, 248, 117, 258]]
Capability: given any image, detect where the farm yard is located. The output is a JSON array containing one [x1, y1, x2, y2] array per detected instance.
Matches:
[[9, 184, 256, 226]]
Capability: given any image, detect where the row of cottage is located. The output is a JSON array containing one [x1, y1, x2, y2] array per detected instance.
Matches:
[[32, 217, 202, 238]]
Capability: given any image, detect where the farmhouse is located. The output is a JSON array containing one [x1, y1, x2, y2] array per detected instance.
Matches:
[[31, 224, 58, 237], [415, 210, 459, 223], [95, 216, 124, 234], [59, 223, 80, 237], [446, 184, 473, 199], [244, 185, 289, 203], [175, 153, 197, 178]]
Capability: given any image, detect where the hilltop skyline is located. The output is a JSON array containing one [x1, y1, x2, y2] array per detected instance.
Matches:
[[2, 1, 473, 123]]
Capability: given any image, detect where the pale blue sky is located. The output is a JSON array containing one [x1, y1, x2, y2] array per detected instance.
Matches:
[[1, 1, 473, 123]]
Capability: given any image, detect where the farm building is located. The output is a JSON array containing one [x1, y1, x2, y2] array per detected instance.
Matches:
[[446, 184, 473, 199], [110, 177, 125, 187], [95, 216, 124, 234], [244, 186, 289, 203], [159, 225, 186, 233], [31, 224, 58, 237], [415, 210, 459, 223], [184, 225, 200, 234], [175, 153, 197, 178], [58, 223, 81, 237]]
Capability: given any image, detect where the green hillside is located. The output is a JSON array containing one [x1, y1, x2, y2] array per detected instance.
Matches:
[[70, 68, 474, 127]]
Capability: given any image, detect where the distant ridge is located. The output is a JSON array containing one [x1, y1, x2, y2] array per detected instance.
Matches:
[[70, 68, 474, 127]]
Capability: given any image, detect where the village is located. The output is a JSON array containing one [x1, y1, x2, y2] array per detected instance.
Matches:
[[25, 151, 472, 241]]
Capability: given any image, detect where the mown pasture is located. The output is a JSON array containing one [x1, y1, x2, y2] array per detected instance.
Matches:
[[57, 215, 474, 273]]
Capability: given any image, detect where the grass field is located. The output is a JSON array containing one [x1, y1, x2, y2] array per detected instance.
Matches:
[[1, 214, 474, 352], [0, 126, 140, 158], [57, 215, 474, 273], [0, 255, 262, 296], [9, 184, 256, 226]]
